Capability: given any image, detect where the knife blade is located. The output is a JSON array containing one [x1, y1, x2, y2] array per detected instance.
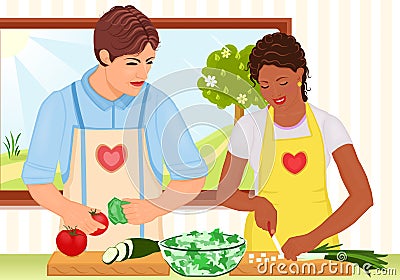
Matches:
[[271, 234, 284, 256], [267, 221, 284, 256], [297, 252, 327, 260]]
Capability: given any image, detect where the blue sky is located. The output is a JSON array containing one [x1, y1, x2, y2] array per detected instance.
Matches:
[[1, 28, 276, 152]]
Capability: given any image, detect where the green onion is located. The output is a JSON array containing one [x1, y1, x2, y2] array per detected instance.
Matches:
[[309, 243, 388, 276]]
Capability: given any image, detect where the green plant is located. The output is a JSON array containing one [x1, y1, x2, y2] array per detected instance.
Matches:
[[3, 131, 21, 159], [310, 243, 388, 276], [198, 44, 267, 111]]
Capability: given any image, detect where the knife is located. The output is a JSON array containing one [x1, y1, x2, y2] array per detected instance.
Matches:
[[271, 235, 284, 256], [269, 234, 327, 260], [267, 222, 284, 256], [297, 252, 328, 260]]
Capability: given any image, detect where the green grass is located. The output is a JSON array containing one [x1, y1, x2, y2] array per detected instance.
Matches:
[[163, 125, 254, 190], [1, 148, 63, 190], [162, 150, 255, 190], [0, 173, 64, 190], [0, 149, 28, 166], [1, 126, 254, 191], [196, 125, 233, 151]]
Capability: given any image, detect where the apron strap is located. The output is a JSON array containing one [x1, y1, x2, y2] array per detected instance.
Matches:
[[72, 81, 151, 235], [138, 84, 150, 128], [71, 82, 85, 129], [137, 84, 150, 238], [71, 82, 88, 206]]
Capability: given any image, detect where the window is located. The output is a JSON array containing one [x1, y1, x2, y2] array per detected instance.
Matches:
[[0, 18, 291, 206]]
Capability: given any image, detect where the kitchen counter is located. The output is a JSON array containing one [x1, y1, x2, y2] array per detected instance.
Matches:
[[1, 254, 399, 279]]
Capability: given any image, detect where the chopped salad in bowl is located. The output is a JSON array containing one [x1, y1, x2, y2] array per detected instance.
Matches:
[[158, 228, 246, 276]]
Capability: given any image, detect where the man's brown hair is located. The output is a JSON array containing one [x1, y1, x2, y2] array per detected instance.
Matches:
[[94, 5, 159, 66]]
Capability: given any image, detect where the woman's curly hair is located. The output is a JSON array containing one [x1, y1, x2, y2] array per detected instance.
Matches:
[[248, 32, 310, 101]]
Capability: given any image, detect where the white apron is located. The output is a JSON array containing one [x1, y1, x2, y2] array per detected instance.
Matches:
[[60, 82, 163, 251]]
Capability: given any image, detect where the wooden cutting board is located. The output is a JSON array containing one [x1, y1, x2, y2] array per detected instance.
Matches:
[[230, 251, 353, 276], [47, 251, 170, 276]]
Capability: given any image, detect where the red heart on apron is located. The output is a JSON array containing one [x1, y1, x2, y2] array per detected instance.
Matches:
[[282, 152, 307, 174], [96, 144, 127, 173]]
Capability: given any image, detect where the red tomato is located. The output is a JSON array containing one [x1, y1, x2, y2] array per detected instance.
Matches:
[[56, 227, 87, 256], [89, 210, 109, 236]]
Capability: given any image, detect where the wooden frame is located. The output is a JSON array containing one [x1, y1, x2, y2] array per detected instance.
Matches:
[[0, 18, 291, 30], [0, 18, 291, 206]]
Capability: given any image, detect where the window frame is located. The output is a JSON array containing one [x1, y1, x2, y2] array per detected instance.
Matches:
[[0, 17, 291, 206]]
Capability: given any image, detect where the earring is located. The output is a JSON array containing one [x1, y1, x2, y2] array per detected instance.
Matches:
[[297, 81, 302, 87]]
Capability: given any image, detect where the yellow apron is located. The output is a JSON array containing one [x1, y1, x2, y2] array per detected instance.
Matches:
[[60, 82, 163, 251], [244, 103, 339, 251]]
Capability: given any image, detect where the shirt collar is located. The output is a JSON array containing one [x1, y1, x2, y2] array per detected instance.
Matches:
[[81, 66, 146, 111]]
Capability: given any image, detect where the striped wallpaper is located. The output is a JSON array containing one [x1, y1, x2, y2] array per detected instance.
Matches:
[[0, 0, 399, 254]]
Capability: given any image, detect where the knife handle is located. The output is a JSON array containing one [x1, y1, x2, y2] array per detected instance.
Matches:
[[267, 221, 272, 236]]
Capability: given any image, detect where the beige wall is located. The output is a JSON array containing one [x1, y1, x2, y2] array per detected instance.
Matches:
[[0, 0, 398, 254]]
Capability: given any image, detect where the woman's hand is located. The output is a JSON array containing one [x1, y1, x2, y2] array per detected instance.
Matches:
[[253, 197, 277, 235], [122, 198, 167, 225], [282, 233, 322, 260], [61, 201, 106, 235]]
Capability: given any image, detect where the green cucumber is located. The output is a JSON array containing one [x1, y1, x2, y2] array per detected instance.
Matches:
[[128, 238, 160, 258]]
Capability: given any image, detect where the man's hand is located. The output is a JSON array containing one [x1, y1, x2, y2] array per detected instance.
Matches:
[[61, 202, 106, 235], [282, 233, 322, 260], [122, 198, 168, 225], [253, 197, 277, 235], [27, 184, 105, 235]]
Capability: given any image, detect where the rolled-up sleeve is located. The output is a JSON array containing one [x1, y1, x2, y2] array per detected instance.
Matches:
[[154, 94, 208, 181], [21, 91, 66, 185]]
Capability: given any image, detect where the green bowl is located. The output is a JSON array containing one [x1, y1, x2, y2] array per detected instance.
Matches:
[[158, 233, 247, 277]]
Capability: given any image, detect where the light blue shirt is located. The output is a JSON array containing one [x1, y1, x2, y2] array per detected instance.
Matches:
[[22, 66, 208, 185]]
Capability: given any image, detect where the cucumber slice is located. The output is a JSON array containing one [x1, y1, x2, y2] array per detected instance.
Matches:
[[124, 239, 134, 259], [115, 242, 129, 262], [102, 247, 119, 265]]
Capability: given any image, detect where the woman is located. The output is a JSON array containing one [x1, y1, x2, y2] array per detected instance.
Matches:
[[22, 6, 207, 250], [217, 32, 373, 260]]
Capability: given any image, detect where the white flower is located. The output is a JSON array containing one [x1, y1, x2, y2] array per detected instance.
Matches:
[[221, 48, 231, 58], [237, 94, 248, 105], [204, 75, 217, 88]]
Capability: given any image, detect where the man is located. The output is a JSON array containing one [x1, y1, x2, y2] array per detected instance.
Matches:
[[22, 5, 207, 250]]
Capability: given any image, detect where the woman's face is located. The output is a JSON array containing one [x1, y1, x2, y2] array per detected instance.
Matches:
[[258, 64, 304, 112], [101, 42, 155, 96]]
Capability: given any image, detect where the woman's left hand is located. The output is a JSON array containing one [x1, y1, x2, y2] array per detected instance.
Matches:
[[122, 198, 164, 224], [282, 233, 321, 261]]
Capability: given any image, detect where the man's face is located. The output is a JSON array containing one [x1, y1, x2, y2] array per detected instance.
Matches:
[[103, 42, 155, 96]]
